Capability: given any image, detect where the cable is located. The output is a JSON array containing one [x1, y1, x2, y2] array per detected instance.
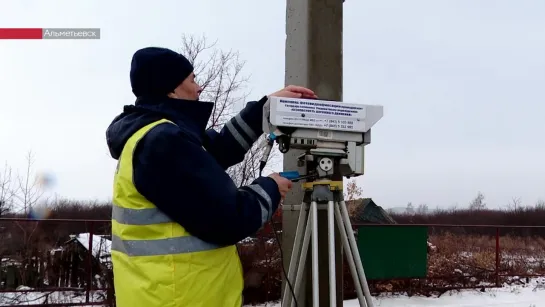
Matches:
[[259, 167, 298, 305], [259, 161, 267, 176], [259, 135, 298, 305], [258, 141, 273, 177], [260, 167, 299, 305], [270, 220, 299, 307]]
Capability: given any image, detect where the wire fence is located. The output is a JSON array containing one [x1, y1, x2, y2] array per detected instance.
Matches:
[[1, 218, 544, 306]]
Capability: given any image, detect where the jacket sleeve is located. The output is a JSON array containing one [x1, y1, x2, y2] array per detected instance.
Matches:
[[132, 122, 281, 246], [203, 96, 268, 170]]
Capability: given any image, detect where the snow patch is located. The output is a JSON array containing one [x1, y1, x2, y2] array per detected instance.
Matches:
[[244, 277, 545, 307]]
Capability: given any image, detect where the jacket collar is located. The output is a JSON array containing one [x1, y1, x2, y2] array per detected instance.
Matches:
[[133, 96, 214, 136]]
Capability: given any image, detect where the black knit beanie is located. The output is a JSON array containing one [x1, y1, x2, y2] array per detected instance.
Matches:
[[130, 47, 194, 97]]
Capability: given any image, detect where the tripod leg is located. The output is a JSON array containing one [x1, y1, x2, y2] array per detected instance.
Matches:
[[339, 200, 375, 307], [311, 201, 319, 307], [334, 204, 367, 307], [282, 202, 309, 306], [327, 201, 336, 307], [290, 207, 313, 307]]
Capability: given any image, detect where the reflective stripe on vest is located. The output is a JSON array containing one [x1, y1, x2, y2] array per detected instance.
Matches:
[[112, 234, 223, 257], [111, 205, 225, 257]]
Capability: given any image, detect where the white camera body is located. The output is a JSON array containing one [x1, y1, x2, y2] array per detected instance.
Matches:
[[262, 96, 383, 178]]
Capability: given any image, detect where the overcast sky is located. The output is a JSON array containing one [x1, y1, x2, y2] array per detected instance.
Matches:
[[0, 0, 544, 210]]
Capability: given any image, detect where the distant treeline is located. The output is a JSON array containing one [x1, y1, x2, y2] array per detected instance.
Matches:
[[389, 204, 545, 237], [3, 198, 545, 239]]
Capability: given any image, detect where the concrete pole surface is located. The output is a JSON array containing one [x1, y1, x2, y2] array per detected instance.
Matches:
[[283, 0, 343, 306]]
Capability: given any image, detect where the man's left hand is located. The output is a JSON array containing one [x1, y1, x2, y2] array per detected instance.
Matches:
[[268, 85, 318, 99]]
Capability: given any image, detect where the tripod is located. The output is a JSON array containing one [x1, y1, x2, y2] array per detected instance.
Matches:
[[281, 179, 375, 307]]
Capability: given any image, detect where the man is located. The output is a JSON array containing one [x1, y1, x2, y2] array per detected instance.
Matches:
[[105, 46, 317, 307]]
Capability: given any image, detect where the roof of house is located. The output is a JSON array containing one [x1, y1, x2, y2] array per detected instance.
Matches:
[[351, 198, 397, 224], [65, 233, 111, 264]]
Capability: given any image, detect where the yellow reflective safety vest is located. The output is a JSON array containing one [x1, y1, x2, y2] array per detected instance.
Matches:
[[111, 119, 244, 307]]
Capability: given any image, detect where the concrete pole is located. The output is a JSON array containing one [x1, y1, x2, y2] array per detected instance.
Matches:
[[283, 0, 343, 305]]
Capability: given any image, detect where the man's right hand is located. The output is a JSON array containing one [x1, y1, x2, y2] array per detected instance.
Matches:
[[268, 173, 293, 201], [268, 85, 317, 99]]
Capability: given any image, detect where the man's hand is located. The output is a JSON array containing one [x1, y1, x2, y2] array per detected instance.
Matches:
[[268, 173, 293, 201], [268, 85, 318, 99]]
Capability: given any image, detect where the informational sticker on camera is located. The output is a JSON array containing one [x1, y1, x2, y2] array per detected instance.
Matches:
[[269, 97, 367, 132]]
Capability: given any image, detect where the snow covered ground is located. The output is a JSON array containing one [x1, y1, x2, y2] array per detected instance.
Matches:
[[246, 277, 545, 307], [2, 278, 544, 306]]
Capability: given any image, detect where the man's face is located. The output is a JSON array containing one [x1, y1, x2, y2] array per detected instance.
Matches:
[[171, 73, 203, 100]]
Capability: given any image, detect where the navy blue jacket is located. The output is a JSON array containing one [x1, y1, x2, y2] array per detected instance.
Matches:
[[106, 96, 281, 245]]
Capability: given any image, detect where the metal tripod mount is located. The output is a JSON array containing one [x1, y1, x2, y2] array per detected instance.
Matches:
[[281, 153, 374, 307]]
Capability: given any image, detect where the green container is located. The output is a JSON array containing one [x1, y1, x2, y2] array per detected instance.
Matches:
[[356, 226, 428, 280]]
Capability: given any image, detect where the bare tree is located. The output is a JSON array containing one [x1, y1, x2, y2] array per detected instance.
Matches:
[[507, 197, 522, 212], [405, 202, 415, 215], [13, 151, 45, 214], [0, 162, 15, 261], [179, 34, 278, 187], [6, 151, 47, 286], [345, 179, 363, 216], [180, 34, 248, 131], [469, 191, 486, 211], [345, 179, 363, 201], [0, 162, 15, 217], [416, 203, 429, 215], [226, 138, 271, 187]]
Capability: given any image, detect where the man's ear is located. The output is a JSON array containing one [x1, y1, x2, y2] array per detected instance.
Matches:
[[167, 92, 178, 99]]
